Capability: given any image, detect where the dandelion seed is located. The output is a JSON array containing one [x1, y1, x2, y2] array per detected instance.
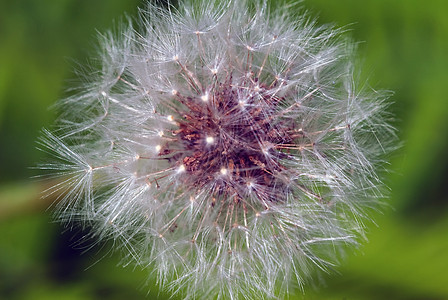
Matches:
[[200, 93, 209, 102], [177, 164, 186, 173], [38, 0, 396, 299], [220, 167, 228, 176]]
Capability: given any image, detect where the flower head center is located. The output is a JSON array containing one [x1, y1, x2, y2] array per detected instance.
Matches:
[[161, 76, 297, 203]]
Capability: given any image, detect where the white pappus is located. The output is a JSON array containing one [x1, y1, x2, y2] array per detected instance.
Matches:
[[39, 0, 396, 299]]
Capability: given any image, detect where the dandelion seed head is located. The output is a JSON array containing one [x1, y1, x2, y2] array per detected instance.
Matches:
[[39, 0, 396, 299]]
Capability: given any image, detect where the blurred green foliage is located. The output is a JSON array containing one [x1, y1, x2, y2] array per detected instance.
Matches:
[[0, 0, 447, 299]]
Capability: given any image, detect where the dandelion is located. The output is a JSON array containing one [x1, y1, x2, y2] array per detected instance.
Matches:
[[39, 0, 395, 299]]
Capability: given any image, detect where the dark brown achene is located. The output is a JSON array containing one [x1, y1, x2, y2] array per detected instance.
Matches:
[[162, 76, 294, 205]]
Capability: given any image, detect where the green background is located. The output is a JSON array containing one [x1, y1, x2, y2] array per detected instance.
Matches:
[[0, 0, 447, 299]]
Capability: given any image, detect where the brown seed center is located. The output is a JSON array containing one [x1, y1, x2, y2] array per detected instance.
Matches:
[[162, 78, 296, 203]]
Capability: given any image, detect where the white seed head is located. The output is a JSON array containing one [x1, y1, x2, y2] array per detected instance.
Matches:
[[38, 0, 396, 299]]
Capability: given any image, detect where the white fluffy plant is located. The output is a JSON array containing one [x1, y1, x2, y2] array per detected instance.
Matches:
[[39, 0, 395, 299]]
